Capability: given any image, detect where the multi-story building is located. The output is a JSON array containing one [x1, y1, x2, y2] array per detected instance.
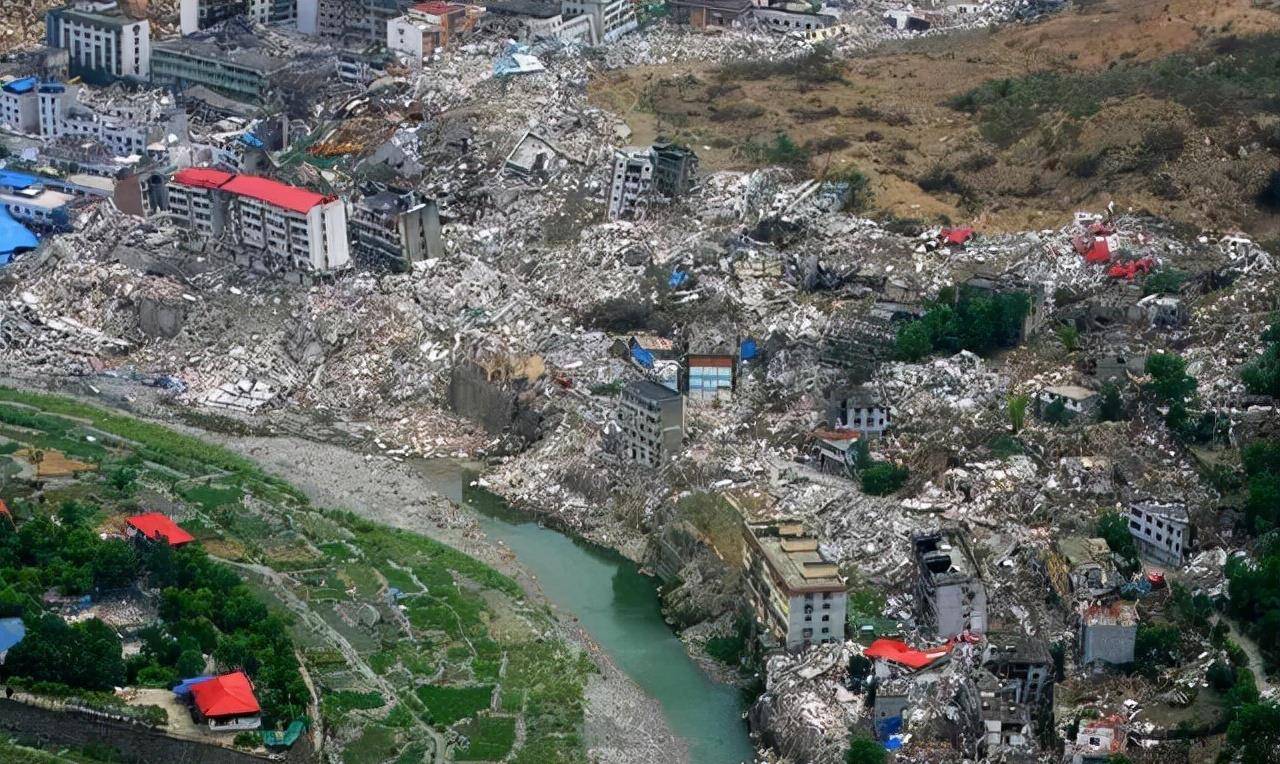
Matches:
[[743, 522, 847, 651], [167, 168, 350, 275], [45, 1, 151, 83], [651, 142, 699, 197], [0, 170, 77, 232], [385, 2, 480, 64], [607, 142, 698, 220], [608, 147, 653, 220], [560, 0, 637, 43], [0, 78, 41, 133], [179, 0, 249, 36], [1125, 500, 1191, 568], [616, 380, 684, 468], [151, 33, 289, 104], [830, 385, 891, 437], [912, 528, 988, 638], [349, 190, 442, 271]]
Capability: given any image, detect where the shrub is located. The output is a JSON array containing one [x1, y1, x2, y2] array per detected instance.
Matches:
[[860, 462, 908, 496], [1258, 170, 1280, 211]]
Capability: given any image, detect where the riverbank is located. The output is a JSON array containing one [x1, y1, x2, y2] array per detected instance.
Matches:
[[0, 373, 693, 763]]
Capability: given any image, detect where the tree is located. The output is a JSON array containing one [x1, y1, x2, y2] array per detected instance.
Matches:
[[1056, 323, 1080, 352], [1208, 660, 1236, 691], [846, 733, 886, 764], [1007, 394, 1029, 433], [895, 322, 932, 362], [107, 466, 140, 495], [860, 462, 908, 496], [1097, 383, 1126, 422], [1096, 512, 1139, 573], [1145, 352, 1196, 405], [1226, 701, 1280, 764], [91, 539, 138, 589], [1242, 317, 1280, 398], [1135, 623, 1180, 666], [1, 615, 124, 691], [1042, 397, 1072, 426]]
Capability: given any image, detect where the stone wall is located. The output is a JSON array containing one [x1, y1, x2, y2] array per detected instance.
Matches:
[[0, 698, 316, 763]]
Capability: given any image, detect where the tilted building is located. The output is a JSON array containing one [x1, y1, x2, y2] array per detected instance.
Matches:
[[349, 190, 442, 271], [1125, 500, 1191, 568], [616, 380, 684, 468], [166, 167, 350, 276], [607, 142, 698, 220], [912, 529, 988, 638]]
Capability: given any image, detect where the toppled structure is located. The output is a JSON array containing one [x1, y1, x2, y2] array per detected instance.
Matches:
[[607, 141, 698, 220]]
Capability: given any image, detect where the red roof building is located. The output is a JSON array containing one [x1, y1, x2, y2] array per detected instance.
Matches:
[[189, 671, 262, 724], [863, 638, 953, 670], [171, 167, 236, 190], [125, 512, 194, 547], [218, 174, 332, 215]]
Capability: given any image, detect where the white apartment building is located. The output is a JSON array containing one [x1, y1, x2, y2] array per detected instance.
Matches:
[[0, 78, 42, 133], [1, 79, 186, 160], [45, 1, 151, 81], [1125, 500, 1191, 568], [560, 0, 637, 43], [168, 168, 350, 274]]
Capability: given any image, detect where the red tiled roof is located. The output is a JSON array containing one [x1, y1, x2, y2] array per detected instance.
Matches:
[[190, 671, 261, 718], [219, 174, 332, 214], [126, 512, 194, 547], [172, 167, 235, 190], [863, 638, 953, 670]]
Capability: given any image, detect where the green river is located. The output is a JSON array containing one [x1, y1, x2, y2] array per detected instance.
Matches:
[[420, 460, 755, 764]]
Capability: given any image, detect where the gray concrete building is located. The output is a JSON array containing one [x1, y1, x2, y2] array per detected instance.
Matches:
[[743, 522, 847, 651], [829, 385, 891, 437], [1125, 500, 1191, 568], [349, 190, 442, 271], [981, 633, 1053, 707], [912, 529, 988, 638], [617, 380, 683, 468], [1078, 600, 1137, 666]]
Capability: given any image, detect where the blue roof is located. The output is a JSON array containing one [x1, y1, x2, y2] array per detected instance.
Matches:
[[171, 675, 215, 697], [0, 206, 39, 264], [2, 77, 38, 95], [0, 617, 26, 653], [0, 169, 41, 191]]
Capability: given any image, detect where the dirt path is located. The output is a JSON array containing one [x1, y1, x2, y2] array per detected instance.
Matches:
[[1221, 616, 1275, 696]]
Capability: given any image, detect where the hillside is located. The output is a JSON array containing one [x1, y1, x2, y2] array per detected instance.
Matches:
[[590, 0, 1280, 238]]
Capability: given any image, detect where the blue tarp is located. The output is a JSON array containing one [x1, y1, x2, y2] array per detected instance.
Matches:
[[0, 617, 25, 653], [240, 132, 265, 149], [875, 714, 902, 740], [171, 675, 214, 698], [740, 338, 758, 361], [0, 206, 39, 265], [629, 338, 655, 369], [884, 734, 904, 751], [668, 269, 688, 288], [2, 77, 38, 95], [0, 169, 40, 192]]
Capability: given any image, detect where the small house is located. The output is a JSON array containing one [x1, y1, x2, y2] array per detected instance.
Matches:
[[1038, 385, 1099, 419], [1078, 601, 1137, 666], [186, 670, 262, 732], [125, 512, 195, 548]]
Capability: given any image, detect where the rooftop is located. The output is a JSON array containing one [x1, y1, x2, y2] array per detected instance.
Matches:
[[171, 169, 334, 214], [126, 512, 195, 547], [622, 379, 681, 403], [1080, 600, 1137, 627], [188, 671, 261, 718], [750, 527, 844, 593], [481, 0, 561, 17], [1043, 385, 1098, 401], [913, 528, 981, 582]]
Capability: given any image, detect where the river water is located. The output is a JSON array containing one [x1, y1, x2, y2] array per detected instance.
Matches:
[[418, 460, 755, 764]]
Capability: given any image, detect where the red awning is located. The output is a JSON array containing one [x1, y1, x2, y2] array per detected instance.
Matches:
[[189, 671, 261, 718], [125, 512, 194, 547], [863, 638, 953, 670]]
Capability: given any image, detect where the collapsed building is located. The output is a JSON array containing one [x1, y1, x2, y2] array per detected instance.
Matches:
[[607, 141, 698, 220]]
